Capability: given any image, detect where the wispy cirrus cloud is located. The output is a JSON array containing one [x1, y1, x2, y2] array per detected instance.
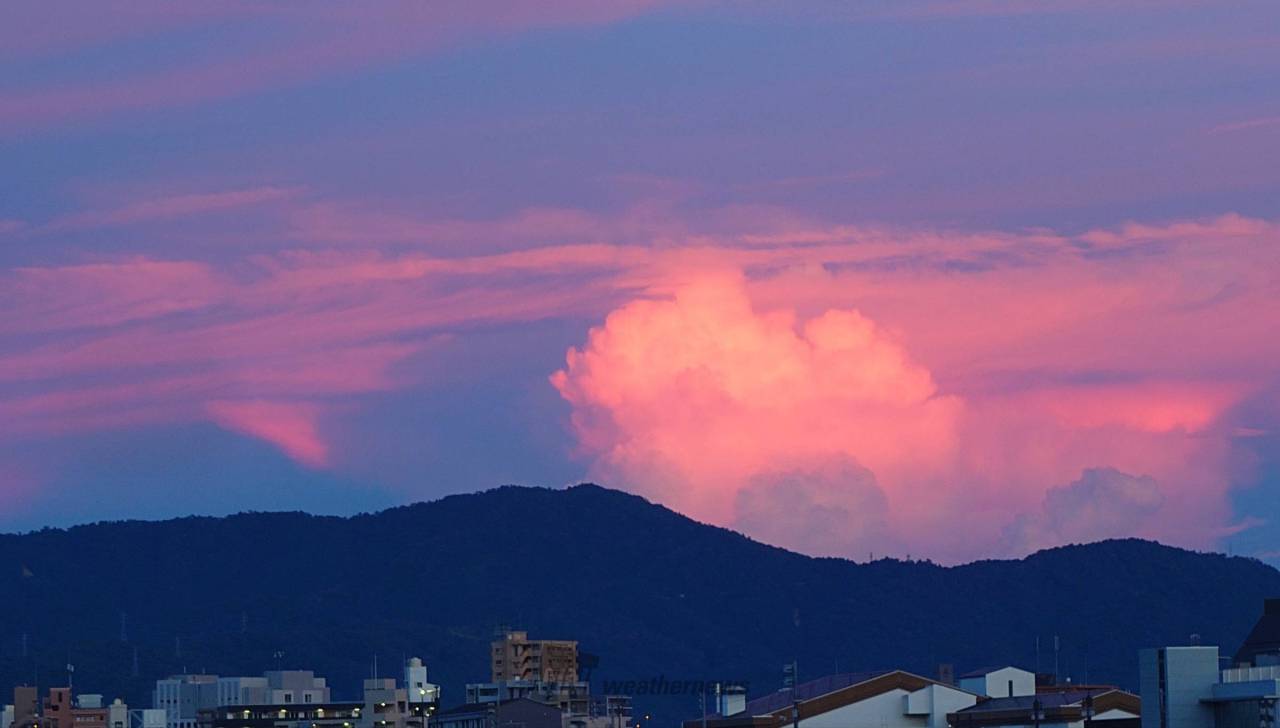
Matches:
[[1210, 115, 1280, 134], [0, 1, 697, 133], [50, 186, 303, 230]]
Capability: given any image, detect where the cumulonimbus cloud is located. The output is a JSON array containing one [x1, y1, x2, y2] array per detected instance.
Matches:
[[552, 265, 1261, 561], [551, 271, 962, 544]]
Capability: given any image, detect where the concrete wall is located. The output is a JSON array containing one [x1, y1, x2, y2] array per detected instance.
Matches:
[[801, 688, 927, 728], [959, 668, 1035, 698], [1094, 709, 1139, 721], [1140, 647, 1217, 728]]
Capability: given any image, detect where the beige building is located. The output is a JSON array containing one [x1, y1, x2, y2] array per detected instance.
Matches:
[[491, 631, 579, 683]]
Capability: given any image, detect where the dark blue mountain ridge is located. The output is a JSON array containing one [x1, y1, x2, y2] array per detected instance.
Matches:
[[1, 483, 1276, 727]]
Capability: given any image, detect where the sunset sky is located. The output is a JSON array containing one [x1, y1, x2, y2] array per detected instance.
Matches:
[[2, 1, 1278, 564]]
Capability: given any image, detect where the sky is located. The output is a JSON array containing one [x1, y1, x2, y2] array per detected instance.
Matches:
[[2, 0, 1279, 565]]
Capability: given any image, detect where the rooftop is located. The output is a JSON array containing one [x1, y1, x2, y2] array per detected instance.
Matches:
[[743, 672, 893, 716]]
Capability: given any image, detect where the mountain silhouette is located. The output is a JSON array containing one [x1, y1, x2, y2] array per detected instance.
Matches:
[[1, 484, 1275, 726]]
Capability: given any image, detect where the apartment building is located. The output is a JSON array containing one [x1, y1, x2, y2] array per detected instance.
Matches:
[[492, 631, 580, 684]]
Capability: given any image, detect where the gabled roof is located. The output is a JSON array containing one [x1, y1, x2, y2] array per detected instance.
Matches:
[[1235, 598, 1280, 666], [959, 666, 1029, 679], [743, 672, 893, 716], [683, 670, 976, 728], [955, 689, 1140, 717]]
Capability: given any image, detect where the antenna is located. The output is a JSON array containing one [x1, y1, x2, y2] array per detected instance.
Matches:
[[1054, 635, 1060, 681], [121, 612, 129, 643]]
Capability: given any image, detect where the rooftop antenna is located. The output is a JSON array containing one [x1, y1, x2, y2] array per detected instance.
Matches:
[[1054, 636, 1060, 681], [120, 612, 129, 643]]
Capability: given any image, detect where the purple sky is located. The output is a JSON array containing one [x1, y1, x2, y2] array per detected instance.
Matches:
[[2, 1, 1279, 564]]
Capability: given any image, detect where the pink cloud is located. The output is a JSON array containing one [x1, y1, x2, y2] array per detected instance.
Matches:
[[1209, 115, 1280, 134], [2, 202, 1277, 559], [1, 259, 225, 332], [550, 212, 1280, 559], [551, 271, 963, 541], [207, 400, 329, 468], [52, 187, 302, 230]]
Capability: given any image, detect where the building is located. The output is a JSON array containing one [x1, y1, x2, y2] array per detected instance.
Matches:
[[950, 689, 1140, 728], [684, 670, 978, 728], [154, 675, 220, 728], [3, 688, 134, 728], [156, 670, 331, 728], [492, 631, 580, 684], [435, 698, 564, 728], [467, 633, 627, 728], [1233, 598, 1280, 668], [959, 669, 1038, 700], [199, 673, 425, 728], [465, 682, 591, 717], [4, 687, 38, 728], [216, 679, 269, 709], [464, 682, 630, 728], [1139, 646, 1219, 728], [42, 688, 118, 728], [712, 685, 747, 718], [404, 658, 441, 713], [201, 702, 360, 728], [108, 699, 129, 728], [1139, 600, 1280, 728]]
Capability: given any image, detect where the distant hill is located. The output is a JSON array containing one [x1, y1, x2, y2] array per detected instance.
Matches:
[[1, 484, 1276, 726]]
